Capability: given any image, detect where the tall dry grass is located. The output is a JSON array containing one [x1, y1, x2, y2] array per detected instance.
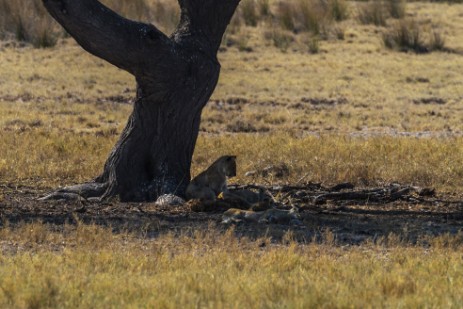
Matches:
[[239, 0, 261, 26], [99, 0, 180, 33], [357, 0, 388, 26], [1, 0, 351, 48], [388, 0, 406, 19], [357, 0, 406, 27], [264, 28, 294, 51], [275, 0, 348, 35], [0, 0, 61, 47], [2, 123, 463, 191], [0, 0, 179, 47], [0, 223, 463, 308], [383, 19, 447, 53], [0, 0, 451, 55]]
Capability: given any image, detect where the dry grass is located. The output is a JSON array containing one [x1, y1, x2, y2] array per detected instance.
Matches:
[[357, 0, 388, 26], [0, 223, 463, 308], [263, 28, 294, 51], [2, 122, 463, 190], [240, 0, 261, 27], [383, 18, 447, 53], [388, 0, 407, 19], [0, 0, 180, 47], [1, 2, 463, 306], [357, 0, 405, 26], [330, 0, 350, 21], [196, 134, 463, 189], [1, 0, 349, 48], [1, 3, 463, 190], [274, 0, 348, 35], [0, 0, 60, 47], [0, 0, 448, 56]]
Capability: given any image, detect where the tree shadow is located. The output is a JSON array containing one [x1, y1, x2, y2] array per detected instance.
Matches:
[[1, 188, 462, 245]]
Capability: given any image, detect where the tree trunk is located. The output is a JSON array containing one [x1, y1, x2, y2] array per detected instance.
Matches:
[[41, 0, 241, 202]]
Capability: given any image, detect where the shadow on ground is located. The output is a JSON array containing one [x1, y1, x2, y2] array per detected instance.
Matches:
[[1, 183, 462, 245]]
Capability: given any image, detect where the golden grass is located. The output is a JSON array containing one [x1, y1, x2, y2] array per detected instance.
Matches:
[[2, 124, 463, 190], [383, 18, 447, 53], [1, 3, 463, 307], [0, 223, 462, 308], [2, 3, 463, 131], [1, 3, 463, 190], [0, 0, 349, 47], [0, 0, 429, 52], [0, 0, 60, 47], [0, 0, 180, 46], [197, 134, 463, 189]]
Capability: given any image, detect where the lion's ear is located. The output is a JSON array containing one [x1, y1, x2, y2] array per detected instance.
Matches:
[[226, 155, 236, 161]]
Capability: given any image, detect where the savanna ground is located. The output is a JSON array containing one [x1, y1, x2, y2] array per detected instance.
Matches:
[[1, 0, 463, 307]]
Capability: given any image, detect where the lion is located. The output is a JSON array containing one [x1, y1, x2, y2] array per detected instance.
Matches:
[[186, 155, 237, 201], [221, 207, 302, 225]]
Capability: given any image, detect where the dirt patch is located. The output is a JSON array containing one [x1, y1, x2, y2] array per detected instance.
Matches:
[[287, 97, 348, 111], [0, 183, 462, 245], [413, 97, 447, 105], [226, 120, 270, 133], [96, 95, 132, 104]]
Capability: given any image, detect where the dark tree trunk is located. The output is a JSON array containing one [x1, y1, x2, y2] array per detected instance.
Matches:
[[41, 0, 241, 202]]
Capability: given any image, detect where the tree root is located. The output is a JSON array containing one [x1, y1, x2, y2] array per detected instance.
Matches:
[[38, 182, 187, 205], [38, 182, 109, 202], [38, 181, 436, 211]]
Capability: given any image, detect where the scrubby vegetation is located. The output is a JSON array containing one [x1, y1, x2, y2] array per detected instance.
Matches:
[[383, 18, 446, 53], [0, 0, 450, 53]]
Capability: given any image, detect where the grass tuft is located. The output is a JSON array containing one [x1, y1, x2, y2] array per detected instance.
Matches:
[[429, 29, 446, 51], [0, 0, 180, 47], [0, 0, 62, 47], [257, 0, 272, 17], [306, 36, 320, 53], [357, 0, 388, 27], [240, 0, 260, 27], [277, 0, 326, 34], [383, 19, 447, 53], [329, 0, 350, 21], [276, 1, 297, 32], [388, 0, 406, 19], [264, 28, 294, 52], [275, 0, 346, 35]]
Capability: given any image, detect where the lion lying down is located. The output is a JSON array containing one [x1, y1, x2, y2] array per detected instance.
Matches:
[[185, 155, 303, 225], [221, 207, 302, 225]]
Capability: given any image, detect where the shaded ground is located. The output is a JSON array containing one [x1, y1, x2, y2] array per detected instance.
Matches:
[[1, 183, 462, 245]]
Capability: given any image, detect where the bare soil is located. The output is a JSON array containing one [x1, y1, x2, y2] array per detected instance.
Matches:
[[1, 183, 462, 245]]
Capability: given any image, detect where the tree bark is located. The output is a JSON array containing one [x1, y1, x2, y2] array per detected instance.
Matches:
[[41, 0, 241, 202]]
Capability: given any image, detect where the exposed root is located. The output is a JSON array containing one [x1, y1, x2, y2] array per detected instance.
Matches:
[[38, 182, 109, 202], [229, 183, 436, 207], [38, 181, 436, 216], [39, 182, 187, 204]]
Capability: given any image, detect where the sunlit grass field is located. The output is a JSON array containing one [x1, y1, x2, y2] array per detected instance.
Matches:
[[0, 223, 463, 308], [1, 2, 463, 190], [1, 0, 463, 307]]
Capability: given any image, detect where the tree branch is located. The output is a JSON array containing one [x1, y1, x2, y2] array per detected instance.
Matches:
[[42, 0, 171, 76], [175, 0, 241, 53]]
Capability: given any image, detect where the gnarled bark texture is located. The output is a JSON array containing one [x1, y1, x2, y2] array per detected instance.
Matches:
[[42, 0, 241, 202]]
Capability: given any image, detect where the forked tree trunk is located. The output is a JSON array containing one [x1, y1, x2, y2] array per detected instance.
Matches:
[[42, 0, 241, 201]]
